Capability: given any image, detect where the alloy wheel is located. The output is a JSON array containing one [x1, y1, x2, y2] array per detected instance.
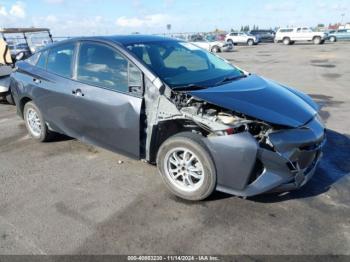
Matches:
[[164, 147, 205, 192], [26, 108, 42, 137]]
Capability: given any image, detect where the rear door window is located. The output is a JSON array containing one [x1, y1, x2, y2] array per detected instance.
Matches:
[[47, 43, 75, 78]]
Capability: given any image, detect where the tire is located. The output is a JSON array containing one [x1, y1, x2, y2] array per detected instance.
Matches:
[[211, 46, 220, 53], [227, 39, 234, 45], [313, 36, 321, 45], [157, 132, 216, 201], [329, 36, 336, 42], [247, 39, 254, 46], [23, 101, 52, 142], [5, 89, 15, 105], [283, 37, 291, 45]]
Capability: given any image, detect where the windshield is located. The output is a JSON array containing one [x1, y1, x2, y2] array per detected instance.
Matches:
[[126, 40, 242, 88]]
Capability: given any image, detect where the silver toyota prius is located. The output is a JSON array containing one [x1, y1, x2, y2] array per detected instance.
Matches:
[[10, 35, 326, 201]]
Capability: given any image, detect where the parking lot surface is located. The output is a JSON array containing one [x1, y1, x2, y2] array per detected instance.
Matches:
[[0, 42, 349, 255]]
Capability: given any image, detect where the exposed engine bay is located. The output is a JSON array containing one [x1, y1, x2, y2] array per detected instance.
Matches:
[[171, 91, 275, 150]]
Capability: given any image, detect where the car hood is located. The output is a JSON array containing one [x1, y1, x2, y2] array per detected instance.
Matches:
[[190, 74, 319, 128]]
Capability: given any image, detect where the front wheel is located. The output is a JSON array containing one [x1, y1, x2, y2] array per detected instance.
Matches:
[[247, 39, 254, 46], [211, 46, 220, 53], [313, 36, 321, 45], [24, 101, 52, 142], [157, 132, 216, 201], [329, 36, 336, 42]]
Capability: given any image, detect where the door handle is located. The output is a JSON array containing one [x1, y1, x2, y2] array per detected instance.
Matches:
[[33, 78, 41, 84], [72, 89, 84, 97]]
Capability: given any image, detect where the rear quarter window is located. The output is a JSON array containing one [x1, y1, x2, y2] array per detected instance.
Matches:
[[47, 43, 75, 78]]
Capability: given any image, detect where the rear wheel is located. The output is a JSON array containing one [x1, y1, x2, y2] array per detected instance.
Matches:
[[283, 37, 291, 45], [5, 89, 15, 105], [157, 132, 216, 201], [24, 101, 52, 142]]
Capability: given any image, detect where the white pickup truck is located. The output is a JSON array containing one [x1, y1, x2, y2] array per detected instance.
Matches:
[[275, 27, 327, 45]]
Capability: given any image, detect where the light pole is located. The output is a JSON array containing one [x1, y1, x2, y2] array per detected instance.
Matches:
[[166, 24, 171, 36], [341, 13, 345, 25]]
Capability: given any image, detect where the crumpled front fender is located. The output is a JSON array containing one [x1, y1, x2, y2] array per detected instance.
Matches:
[[202, 132, 258, 191]]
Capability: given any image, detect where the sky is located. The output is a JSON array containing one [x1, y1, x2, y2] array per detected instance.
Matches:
[[0, 0, 349, 36]]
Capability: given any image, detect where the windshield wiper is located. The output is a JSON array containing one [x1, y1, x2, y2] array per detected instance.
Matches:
[[172, 84, 208, 91], [215, 74, 247, 86]]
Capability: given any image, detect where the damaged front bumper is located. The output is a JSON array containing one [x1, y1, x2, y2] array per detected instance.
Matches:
[[203, 116, 326, 197]]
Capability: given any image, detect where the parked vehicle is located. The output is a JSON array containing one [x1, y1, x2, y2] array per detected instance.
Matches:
[[215, 34, 227, 41], [328, 29, 350, 42], [11, 35, 325, 201], [191, 35, 233, 52], [0, 28, 53, 104], [250, 30, 275, 42], [225, 32, 259, 46], [275, 27, 327, 45]]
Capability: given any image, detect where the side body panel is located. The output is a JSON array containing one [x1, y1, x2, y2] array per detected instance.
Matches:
[[13, 50, 143, 158], [67, 80, 142, 157]]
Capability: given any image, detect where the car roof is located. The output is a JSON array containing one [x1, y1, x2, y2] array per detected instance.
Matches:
[[97, 35, 178, 45], [35, 35, 179, 53]]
